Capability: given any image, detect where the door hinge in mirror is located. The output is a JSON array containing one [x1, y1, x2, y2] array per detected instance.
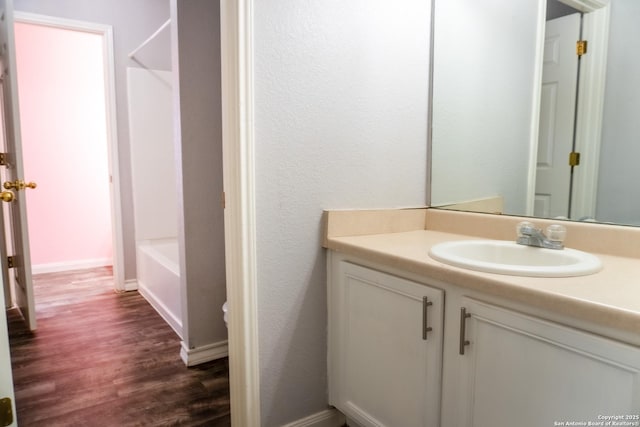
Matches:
[[7, 256, 15, 269], [576, 40, 588, 56], [0, 397, 13, 426], [0, 153, 5, 166], [569, 151, 581, 167]]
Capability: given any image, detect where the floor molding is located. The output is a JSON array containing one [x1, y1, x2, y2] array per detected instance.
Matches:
[[32, 258, 111, 275], [282, 408, 346, 427], [123, 279, 138, 292], [137, 281, 182, 338], [180, 340, 229, 367]]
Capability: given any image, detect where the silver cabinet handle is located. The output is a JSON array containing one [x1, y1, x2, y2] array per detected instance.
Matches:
[[422, 296, 433, 340], [459, 307, 471, 355]]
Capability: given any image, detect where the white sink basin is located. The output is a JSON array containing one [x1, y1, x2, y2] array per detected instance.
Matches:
[[428, 240, 602, 277]]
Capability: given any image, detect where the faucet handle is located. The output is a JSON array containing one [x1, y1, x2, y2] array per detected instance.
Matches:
[[516, 221, 536, 237], [546, 224, 567, 243]]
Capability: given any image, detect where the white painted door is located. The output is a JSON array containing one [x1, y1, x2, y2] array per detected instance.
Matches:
[[535, 13, 581, 218], [0, 1, 16, 414], [456, 298, 640, 427], [329, 260, 444, 427], [0, 0, 36, 331]]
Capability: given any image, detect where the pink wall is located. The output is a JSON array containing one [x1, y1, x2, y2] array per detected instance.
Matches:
[[14, 22, 112, 269]]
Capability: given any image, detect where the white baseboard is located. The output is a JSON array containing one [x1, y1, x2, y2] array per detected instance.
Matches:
[[137, 281, 182, 338], [282, 408, 346, 427], [180, 340, 228, 367], [122, 279, 138, 292], [31, 258, 112, 275]]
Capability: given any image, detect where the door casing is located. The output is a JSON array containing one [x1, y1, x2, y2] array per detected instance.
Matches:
[[14, 11, 125, 291]]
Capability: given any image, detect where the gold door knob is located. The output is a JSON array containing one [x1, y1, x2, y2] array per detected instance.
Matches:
[[0, 191, 14, 202], [3, 180, 37, 191]]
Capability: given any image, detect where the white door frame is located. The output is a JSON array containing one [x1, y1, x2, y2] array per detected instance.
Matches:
[[220, 0, 261, 425], [13, 12, 125, 290], [568, 0, 610, 220]]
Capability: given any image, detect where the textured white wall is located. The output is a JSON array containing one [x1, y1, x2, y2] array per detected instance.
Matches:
[[596, 0, 640, 226], [431, 0, 543, 214], [254, 0, 430, 425]]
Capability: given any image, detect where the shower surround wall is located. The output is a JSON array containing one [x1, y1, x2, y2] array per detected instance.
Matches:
[[127, 67, 181, 337]]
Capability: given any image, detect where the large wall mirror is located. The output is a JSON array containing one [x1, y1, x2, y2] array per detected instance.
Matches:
[[430, 0, 640, 227]]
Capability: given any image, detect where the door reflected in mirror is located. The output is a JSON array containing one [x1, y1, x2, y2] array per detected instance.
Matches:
[[430, 0, 640, 227]]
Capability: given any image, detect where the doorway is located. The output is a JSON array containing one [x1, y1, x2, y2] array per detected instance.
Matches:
[[530, 0, 611, 220], [8, 12, 124, 304], [534, 11, 582, 219]]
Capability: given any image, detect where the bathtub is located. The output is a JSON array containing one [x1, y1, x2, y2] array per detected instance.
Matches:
[[136, 239, 182, 338]]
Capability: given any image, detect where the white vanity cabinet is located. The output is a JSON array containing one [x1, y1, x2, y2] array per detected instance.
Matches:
[[451, 297, 640, 427], [328, 258, 444, 427], [328, 253, 640, 427]]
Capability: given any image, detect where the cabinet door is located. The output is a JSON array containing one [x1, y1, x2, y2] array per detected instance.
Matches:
[[456, 298, 640, 427], [329, 261, 444, 427]]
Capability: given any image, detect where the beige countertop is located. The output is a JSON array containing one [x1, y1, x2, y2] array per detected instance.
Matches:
[[324, 209, 640, 342]]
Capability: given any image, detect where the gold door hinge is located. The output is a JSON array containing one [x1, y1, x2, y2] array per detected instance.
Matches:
[[0, 153, 5, 166], [0, 397, 13, 427], [7, 256, 15, 269], [569, 151, 581, 167], [577, 40, 588, 56]]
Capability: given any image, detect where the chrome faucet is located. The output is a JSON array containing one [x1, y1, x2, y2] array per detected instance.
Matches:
[[516, 221, 566, 250]]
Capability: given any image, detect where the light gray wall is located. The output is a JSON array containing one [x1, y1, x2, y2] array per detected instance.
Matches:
[[171, 0, 226, 349], [596, 0, 640, 226], [14, 0, 171, 280], [254, 0, 430, 425]]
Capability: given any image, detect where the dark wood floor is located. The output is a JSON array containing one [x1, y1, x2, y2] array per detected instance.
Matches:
[[7, 267, 231, 426]]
